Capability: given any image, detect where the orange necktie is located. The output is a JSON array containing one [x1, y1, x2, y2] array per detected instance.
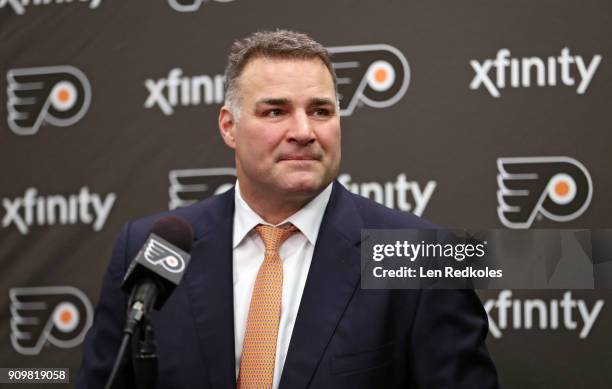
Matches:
[[237, 224, 298, 389]]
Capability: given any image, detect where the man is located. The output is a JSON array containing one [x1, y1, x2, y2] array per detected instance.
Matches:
[[77, 30, 499, 388]]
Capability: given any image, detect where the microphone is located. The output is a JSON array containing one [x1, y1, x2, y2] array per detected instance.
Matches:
[[121, 215, 194, 334], [105, 216, 193, 389]]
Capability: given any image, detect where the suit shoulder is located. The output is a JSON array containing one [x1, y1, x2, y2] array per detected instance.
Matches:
[[347, 190, 437, 229]]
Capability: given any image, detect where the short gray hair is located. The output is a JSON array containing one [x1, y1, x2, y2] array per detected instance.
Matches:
[[223, 29, 337, 116]]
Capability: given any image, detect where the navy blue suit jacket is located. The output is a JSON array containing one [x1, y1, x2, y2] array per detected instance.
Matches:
[[77, 181, 499, 388]]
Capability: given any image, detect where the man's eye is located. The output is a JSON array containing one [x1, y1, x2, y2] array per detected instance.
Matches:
[[265, 109, 283, 117], [312, 108, 331, 117]]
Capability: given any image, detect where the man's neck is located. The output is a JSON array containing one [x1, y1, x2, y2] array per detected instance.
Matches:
[[237, 183, 321, 225]]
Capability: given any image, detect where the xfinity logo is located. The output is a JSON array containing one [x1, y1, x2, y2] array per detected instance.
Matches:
[[144, 68, 224, 115], [470, 48, 602, 97], [484, 290, 604, 339], [2, 187, 116, 235], [0, 0, 102, 15], [168, 0, 233, 12], [338, 173, 436, 216]]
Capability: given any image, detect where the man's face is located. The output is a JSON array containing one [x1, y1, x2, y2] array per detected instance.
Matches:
[[219, 57, 341, 201]]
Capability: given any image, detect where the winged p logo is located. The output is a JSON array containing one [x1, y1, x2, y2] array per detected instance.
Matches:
[[169, 167, 236, 209], [7, 65, 91, 135], [497, 157, 593, 229], [327, 44, 410, 116], [9, 286, 93, 355], [144, 238, 187, 273]]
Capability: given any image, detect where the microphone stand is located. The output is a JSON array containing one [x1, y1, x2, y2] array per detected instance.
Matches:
[[105, 280, 159, 389], [133, 314, 158, 389], [104, 301, 142, 389]]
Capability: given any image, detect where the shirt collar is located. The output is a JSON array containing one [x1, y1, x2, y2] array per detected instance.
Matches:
[[233, 180, 333, 248]]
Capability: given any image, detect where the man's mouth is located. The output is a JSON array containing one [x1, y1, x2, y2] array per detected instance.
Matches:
[[278, 154, 320, 162]]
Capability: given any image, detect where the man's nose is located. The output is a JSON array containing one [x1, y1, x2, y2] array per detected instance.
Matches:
[[287, 110, 315, 145]]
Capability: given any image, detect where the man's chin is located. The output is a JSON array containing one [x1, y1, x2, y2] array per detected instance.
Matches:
[[279, 174, 327, 195]]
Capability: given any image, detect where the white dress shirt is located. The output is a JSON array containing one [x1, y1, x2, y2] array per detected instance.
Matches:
[[232, 180, 333, 389]]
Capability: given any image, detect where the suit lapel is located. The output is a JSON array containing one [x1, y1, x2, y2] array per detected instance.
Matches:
[[279, 182, 363, 389], [184, 189, 236, 389]]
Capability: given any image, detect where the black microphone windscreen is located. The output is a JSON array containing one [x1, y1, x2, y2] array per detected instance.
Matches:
[[151, 215, 194, 253]]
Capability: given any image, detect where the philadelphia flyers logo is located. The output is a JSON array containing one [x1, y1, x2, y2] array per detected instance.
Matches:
[[169, 167, 236, 209], [144, 237, 187, 273], [9, 286, 93, 355], [327, 44, 410, 116], [497, 157, 593, 229], [168, 0, 234, 12], [7, 66, 91, 136]]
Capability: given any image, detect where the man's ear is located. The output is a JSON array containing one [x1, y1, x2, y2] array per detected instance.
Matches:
[[218, 105, 237, 149]]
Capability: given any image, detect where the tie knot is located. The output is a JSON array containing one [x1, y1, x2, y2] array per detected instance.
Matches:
[[254, 223, 298, 253]]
